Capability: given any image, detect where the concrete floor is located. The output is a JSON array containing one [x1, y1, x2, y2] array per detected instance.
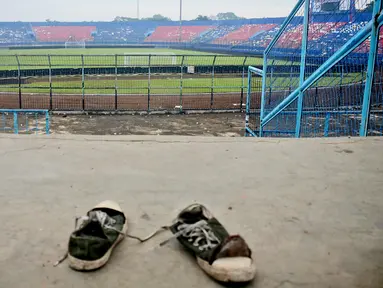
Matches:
[[0, 135, 382, 288]]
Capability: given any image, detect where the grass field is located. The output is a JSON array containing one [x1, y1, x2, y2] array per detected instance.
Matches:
[[0, 76, 245, 94], [0, 48, 212, 56], [0, 48, 264, 70], [0, 73, 363, 95]]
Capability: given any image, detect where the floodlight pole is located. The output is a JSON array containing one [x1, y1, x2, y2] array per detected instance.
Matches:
[[179, 0, 183, 43], [137, 0, 140, 19]]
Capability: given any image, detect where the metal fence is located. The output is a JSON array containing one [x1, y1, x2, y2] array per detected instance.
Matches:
[[0, 109, 50, 134], [246, 0, 383, 137], [245, 66, 263, 136], [0, 54, 264, 112]]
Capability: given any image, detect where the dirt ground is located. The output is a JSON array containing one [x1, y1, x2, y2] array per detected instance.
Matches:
[[51, 112, 246, 136]]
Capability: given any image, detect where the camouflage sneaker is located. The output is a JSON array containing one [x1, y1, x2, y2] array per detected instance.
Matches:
[[169, 204, 256, 283], [67, 201, 128, 271]]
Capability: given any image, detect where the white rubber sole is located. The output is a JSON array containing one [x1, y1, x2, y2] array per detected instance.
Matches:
[[68, 221, 128, 271], [197, 256, 256, 283]]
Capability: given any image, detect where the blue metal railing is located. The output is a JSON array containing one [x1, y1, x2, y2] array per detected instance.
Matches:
[[252, 0, 383, 138], [0, 109, 50, 135]]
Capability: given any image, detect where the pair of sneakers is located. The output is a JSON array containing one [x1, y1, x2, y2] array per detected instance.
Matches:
[[62, 200, 256, 283]]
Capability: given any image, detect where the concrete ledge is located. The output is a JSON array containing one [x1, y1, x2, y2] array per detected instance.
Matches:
[[0, 136, 382, 288]]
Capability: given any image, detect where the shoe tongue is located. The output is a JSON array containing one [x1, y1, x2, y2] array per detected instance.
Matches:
[[78, 220, 108, 239], [179, 206, 207, 224]]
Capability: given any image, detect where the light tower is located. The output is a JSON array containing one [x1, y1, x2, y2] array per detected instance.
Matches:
[[349, 0, 356, 22], [179, 0, 183, 43], [137, 0, 140, 19]]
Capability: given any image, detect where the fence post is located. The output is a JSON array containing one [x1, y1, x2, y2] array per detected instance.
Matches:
[[211, 55, 217, 110], [45, 111, 50, 135], [360, 0, 382, 136], [148, 55, 151, 113], [324, 112, 330, 137], [179, 55, 184, 113], [15, 55, 21, 109], [295, 0, 310, 138], [314, 78, 318, 107], [114, 55, 118, 111], [240, 56, 248, 113], [13, 112, 18, 134], [289, 64, 293, 94], [81, 54, 85, 111], [268, 65, 274, 106], [340, 65, 344, 105], [48, 55, 52, 110]]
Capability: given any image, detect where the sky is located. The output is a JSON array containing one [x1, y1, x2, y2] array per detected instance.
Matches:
[[0, 0, 298, 22]]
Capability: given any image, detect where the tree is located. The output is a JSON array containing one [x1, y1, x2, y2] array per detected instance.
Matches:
[[113, 16, 139, 22], [216, 12, 243, 20], [194, 15, 210, 21], [142, 14, 171, 21]]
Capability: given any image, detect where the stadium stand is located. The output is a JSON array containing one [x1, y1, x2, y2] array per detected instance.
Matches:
[[232, 24, 284, 52], [275, 22, 346, 49], [214, 24, 277, 45], [380, 30, 383, 55], [145, 26, 212, 42], [0, 23, 34, 44], [93, 22, 156, 43], [93, 26, 135, 43], [193, 25, 241, 43], [33, 26, 96, 42], [314, 21, 369, 54], [0, 13, 380, 56], [354, 28, 383, 54]]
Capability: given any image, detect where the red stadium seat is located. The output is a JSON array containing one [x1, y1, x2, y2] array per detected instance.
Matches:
[[276, 22, 346, 49], [33, 26, 96, 42], [214, 24, 277, 44], [145, 26, 212, 42]]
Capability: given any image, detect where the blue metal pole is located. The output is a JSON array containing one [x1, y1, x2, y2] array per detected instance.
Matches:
[[324, 112, 330, 137], [260, 55, 267, 137], [359, 0, 383, 137], [295, 0, 310, 138], [245, 67, 252, 136], [248, 66, 263, 75], [264, 0, 305, 55], [45, 111, 50, 135], [13, 112, 18, 134], [261, 18, 378, 128], [349, 0, 356, 22]]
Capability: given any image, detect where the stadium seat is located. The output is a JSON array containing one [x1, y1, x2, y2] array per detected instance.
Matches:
[[93, 22, 156, 43], [145, 26, 213, 42], [275, 22, 346, 50], [214, 24, 277, 45], [0, 19, 380, 57], [0, 23, 34, 45], [193, 25, 241, 44], [33, 26, 96, 42]]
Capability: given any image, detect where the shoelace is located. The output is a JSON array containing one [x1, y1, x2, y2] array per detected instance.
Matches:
[[177, 220, 220, 251], [159, 220, 220, 251], [76, 211, 125, 235]]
